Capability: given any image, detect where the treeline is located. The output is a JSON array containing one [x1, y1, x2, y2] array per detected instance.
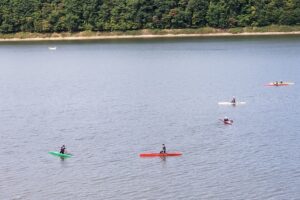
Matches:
[[0, 0, 300, 33]]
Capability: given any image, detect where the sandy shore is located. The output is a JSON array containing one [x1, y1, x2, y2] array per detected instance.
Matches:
[[1, 31, 300, 42]]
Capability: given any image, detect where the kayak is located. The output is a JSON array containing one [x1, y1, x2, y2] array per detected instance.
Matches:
[[49, 151, 72, 158], [140, 152, 182, 157], [219, 119, 233, 125], [48, 47, 57, 50], [218, 102, 246, 105], [265, 82, 294, 86]]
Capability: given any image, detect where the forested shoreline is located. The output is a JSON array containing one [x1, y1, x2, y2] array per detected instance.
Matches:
[[0, 0, 300, 34]]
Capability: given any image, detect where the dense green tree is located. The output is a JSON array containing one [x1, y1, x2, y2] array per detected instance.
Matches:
[[186, 0, 209, 27], [279, 0, 300, 25], [206, 0, 230, 28]]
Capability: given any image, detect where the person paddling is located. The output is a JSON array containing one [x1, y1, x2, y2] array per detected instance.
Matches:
[[231, 96, 236, 104], [60, 145, 66, 154], [160, 144, 166, 154], [223, 116, 233, 124], [224, 116, 229, 122]]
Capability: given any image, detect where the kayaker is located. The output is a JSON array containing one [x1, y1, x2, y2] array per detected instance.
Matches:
[[231, 96, 236, 104], [160, 144, 166, 154], [224, 116, 229, 122], [60, 145, 66, 154]]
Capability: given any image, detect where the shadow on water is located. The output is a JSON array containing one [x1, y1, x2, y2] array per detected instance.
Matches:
[[160, 156, 167, 162], [59, 157, 70, 167]]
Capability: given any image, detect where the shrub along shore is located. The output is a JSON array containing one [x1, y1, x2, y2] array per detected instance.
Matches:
[[1, 26, 300, 42]]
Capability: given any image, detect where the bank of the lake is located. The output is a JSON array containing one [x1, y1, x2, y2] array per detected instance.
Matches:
[[1, 25, 300, 42]]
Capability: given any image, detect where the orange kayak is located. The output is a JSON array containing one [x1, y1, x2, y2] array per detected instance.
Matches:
[[265, 82, 294, 86], [266, 83, 289, 86], [140, 152, 182, 157]]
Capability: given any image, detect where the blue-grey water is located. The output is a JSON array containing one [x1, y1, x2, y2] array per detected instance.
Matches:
[[0, 36, 300, 200]]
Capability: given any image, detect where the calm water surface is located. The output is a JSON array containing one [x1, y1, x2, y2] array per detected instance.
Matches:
[[0, 36, 300, 200]]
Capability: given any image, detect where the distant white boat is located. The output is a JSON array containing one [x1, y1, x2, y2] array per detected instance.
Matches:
[[48, 47, 57, 50]]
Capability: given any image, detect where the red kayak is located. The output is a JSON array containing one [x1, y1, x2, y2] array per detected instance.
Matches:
[[140, 152, 182, 157], [265, 82, 294, 87], [266, 83, 289, 86], [220, 119, 233, 125]]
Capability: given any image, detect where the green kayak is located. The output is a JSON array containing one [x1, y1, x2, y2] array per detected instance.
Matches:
[[49, 151, 72, 158]]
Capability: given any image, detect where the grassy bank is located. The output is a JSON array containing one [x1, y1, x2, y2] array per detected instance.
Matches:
[[1, 25, 300, 41]]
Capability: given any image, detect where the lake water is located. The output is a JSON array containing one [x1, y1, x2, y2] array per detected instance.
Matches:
[[0, 36, 299, 200]]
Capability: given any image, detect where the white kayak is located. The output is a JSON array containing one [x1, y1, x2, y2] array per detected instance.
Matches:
[[218, 102, 246, 105], [48, 47, 57, 50]]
